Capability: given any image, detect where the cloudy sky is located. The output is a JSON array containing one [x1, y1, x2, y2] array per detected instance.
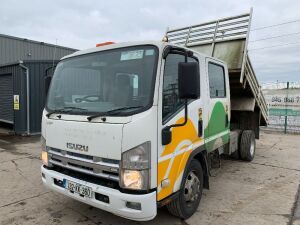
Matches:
[[1, 0, 300, 83]]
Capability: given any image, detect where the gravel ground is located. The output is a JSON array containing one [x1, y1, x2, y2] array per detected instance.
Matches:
[[0, 131, 299, 225]]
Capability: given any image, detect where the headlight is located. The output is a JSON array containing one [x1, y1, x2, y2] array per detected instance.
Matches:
[[120, 142, 151, 190], [41, 151, 49, 166], [121, 170, 150, 190]]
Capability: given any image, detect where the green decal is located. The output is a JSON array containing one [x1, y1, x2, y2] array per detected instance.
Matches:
[[204, 102, 229, 152]]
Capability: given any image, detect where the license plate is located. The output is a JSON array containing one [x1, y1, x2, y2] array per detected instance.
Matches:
[[64, 179, 92, 198]]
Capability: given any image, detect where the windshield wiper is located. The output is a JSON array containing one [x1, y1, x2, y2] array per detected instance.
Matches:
[[62, 106, 88, 111], [46, 106, 87, 118], [87, 106, 143, 121]]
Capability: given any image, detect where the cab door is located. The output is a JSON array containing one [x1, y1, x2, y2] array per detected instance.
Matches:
[[204, 58, 230, 153], [156, 51, 205, 201]]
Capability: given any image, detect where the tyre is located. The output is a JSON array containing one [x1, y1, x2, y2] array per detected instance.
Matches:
[[166, 160, 203, 219], [240, 130, 256, 161]]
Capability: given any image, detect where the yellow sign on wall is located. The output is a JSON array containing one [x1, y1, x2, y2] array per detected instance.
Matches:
[[13, 95, 20, 110]]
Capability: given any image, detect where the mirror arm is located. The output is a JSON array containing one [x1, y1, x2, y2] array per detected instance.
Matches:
[[164, 99, 188, 132]]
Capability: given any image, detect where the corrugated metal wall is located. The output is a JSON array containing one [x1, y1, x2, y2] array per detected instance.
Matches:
[[26, 61, 58, 134], [0, 34, 77, 65], [0, 34, 77, 135], [0, 74, 13, 123], [0, 61, 58, 135], [0, 64, 27, 134]]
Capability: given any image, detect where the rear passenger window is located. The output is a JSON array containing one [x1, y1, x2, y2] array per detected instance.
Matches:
[[208, 63, 226, 98]]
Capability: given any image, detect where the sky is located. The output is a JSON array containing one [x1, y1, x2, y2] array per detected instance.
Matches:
[[1, 0, 300, 83]]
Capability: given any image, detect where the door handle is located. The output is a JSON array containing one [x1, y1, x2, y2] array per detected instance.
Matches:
[[198, 108, 203, 137], [198, 119, 203, 137]]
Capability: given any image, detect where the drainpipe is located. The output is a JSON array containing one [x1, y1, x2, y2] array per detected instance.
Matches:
[[19, 61, 30, 135]]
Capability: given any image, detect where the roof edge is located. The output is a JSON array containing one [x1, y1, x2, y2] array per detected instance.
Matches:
[[0, 60, 60, 68], [0, 33, 78, 51]]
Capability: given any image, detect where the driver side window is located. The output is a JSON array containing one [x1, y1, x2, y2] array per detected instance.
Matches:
[[162, 54, 198, 122]]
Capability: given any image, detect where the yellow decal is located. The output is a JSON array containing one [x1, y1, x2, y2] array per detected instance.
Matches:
[[160, 118, 197, 157], [157, 158, 171, 186], [157, 118, 203, 201]]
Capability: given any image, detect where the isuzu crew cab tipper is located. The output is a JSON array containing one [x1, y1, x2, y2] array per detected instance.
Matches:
[[41, 11, 267, 221]]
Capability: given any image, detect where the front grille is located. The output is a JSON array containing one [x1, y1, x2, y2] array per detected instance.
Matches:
[[48, 147, 120, 182], [68, 162, 93, 171], [50, 165, 119, 189], [67, 151, 93, 160]]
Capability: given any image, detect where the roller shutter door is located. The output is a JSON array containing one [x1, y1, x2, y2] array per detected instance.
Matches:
[[0, 74, 13, 124]]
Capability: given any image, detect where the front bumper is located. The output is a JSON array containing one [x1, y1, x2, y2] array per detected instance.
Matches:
[[41, 166, 157, 221]]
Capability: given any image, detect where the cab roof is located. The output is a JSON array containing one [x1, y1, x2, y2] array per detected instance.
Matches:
[[61, 40, 210, 61], [61, 41, 165, 60]]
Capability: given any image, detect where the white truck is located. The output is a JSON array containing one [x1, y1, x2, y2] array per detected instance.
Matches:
[[41, 11, 267, 221]]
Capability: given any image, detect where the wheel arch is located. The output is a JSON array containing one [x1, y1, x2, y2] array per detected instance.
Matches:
[[185, 146, 209, 189], [157, 145, 209, 208]]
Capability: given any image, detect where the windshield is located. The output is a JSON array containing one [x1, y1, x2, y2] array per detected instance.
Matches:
[[46, 45, 158, 115]]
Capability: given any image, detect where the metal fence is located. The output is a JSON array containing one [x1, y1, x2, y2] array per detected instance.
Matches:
[[263, 82, 300, 134]]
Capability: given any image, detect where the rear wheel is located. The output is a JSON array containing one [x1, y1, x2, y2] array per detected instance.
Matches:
[[240, 130, 256, 161], [166, 160, 203, 219]]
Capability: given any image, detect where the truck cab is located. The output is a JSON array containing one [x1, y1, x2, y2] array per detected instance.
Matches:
[[41, 11, 267, 221]]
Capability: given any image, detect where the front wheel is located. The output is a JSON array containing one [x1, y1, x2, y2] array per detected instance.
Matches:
[[166, 160, 203, 219]]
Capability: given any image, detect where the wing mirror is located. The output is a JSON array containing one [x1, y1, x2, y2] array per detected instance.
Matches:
[[178, 62, 200, 99]]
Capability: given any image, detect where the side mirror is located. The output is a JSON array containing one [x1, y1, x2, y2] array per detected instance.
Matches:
[[178, 62, 200, 99], [45, 76, 52, 95], [162, 127, 172, 145]]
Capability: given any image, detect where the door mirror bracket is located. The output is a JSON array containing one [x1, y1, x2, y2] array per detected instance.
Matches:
[[161, 100, 188, 145]]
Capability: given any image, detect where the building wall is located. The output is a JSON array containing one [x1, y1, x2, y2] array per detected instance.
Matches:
[[0, 64, 27, 133], [0, 34, 77, 134], [0, 34, 77, 65], [0, 61, 58, 135], [26, 61, 59, 134]]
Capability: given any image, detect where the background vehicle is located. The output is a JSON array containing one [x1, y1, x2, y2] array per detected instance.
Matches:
[[41, 11, 267, 221]]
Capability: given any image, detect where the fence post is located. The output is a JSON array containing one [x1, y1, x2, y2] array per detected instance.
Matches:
[[284, 82, 289, 134]]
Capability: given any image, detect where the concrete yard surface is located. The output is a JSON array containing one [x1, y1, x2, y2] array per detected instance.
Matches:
[[0, 131, 299, 225]]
